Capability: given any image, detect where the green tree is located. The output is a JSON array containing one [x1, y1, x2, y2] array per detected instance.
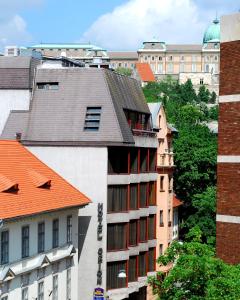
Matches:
[[148, 229, 240, 300], [115, 67, 132, 76], [197, 85, 211, 103]]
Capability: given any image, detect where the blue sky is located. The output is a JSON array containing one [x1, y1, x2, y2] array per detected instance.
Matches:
[[0, 0, 239, 51]]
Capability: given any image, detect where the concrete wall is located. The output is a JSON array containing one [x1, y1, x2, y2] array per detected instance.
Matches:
[[27, 146, 108, 300], [0, 209, 79, 300], [0, 90, 30, 135]]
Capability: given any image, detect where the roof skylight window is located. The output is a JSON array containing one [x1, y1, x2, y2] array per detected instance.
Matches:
[[37, 82, 59, 90], [84, 107, 102, 131]]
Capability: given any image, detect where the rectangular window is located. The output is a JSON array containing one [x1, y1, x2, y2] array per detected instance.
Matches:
[[148, 215, 155, 240], [168, 209, 171, 226], [130, 184, 138, 210], [149, 149, 156, 172], [180, 63, 184, 73], [168, 175, 173, 192], [192, 63, 197, 72], [52, 219, 59, 248], [107, 185, 128, 213], [38, 222, 45, 253], [157, 63, 163, 73], [22, 226, 29, 258], [130, 148, 138, 173], [37, 82, 59, 90], [139, 218, 147, 242], [108, 147, 128, 174], [66, 269, 71, 300], [1, 231, 9, 264], [149, 181, 156, 206], [52, 275, 58, 300], [140, 148, 148, 172], [148, 248, 155, 272], [21, 287, 28, 300], [159, 244, 163, 255], [167, 63, 173, 73], [107, 223, 127, 251], [107, 261, 127, 290], [129, 220, 138, 246], [84, 106, 102, 131], [139, 183, 148, 208], [67, 216, 72, 244], [128, 256, 137, 282], [138, 252, 147, 277], [160, 210, 164, 226], [160, 176, 164, 191], [38, 281, 44, 300]]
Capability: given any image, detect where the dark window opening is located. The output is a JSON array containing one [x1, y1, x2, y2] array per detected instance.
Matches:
[[148, 215, 156, 240], [107, 261, 127, 290], [160, 210, 164, 226], [1, 231, 9, 264], [130, 184, 138, 210], [52, 219, 59, 248], [107, 185, 128, 213], [149, 182, 156, 206], [108, 147, 128, 174], [139, 183, 148, 208], [124, 110, 151, 131], [129, 220, 138, 246], [138, 252, 147, 277], [130, 148, 138, 173], [67, 215, 72, 243], [37, 82, 59, 90], [160, 176, 164, 191], [140, 148, 148, 172], [107, 223, 127, 251], [139, 218, 147, 242], [148, 248, 155, 272], [84, 106, 102, 131], [149, 149, 156, 172], [128, 256, 138, 282], [38, 222, 45, 253], [22, 226, 29, 258]]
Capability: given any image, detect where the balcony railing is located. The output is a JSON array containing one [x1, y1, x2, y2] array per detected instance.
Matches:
[[158, 153, 174, 167]]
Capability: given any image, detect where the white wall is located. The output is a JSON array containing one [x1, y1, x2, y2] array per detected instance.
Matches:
[[0, 209, 79, 300], [27, 146, 108, 300], [0, 90, 30, 134]]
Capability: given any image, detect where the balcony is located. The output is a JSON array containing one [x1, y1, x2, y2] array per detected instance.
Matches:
[[158, 153, 174, 168]]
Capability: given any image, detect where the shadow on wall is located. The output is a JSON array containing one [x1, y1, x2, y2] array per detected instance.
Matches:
[[78, 216, 91, 260]]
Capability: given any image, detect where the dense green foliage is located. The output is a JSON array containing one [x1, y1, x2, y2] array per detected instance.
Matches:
[[115, 67, 132, 76], [143, 78, 218, 242], [148, 228, 240, 300]]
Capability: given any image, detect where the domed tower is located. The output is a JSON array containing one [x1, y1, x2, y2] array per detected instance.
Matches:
[[203, 18, 220, 44]]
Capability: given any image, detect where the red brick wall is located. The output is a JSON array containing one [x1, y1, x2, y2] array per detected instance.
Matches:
[[220, 40, 240, 96], [218, 102, 240, 155], [217, 163, 240, 215], [216, 222, 240, 264]]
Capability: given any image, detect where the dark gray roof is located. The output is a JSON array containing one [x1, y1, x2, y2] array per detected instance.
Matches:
[[0, 56, 40, 89], [2, 68, 150, 145]]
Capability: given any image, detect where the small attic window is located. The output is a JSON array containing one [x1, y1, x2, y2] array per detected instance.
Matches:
[[84, 107, 102, 131], [3, 184, 19, 194], [37, 82, 59, 90]]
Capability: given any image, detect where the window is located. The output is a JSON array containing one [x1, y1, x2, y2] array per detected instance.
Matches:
[[124, 63, 128, 67], [67, 216, 72, 244], [151, 56, 154, 61], [168, 209, 171, 226], [52, 219, 59, 248], [52, 275, 58, 300], [159, 244, 163, 255], [144, 56, 147, 61], [107, 261, 127, 290], [130, 148, 138, 173], [200, 78, 204, 85], [107, 223, 127, 251], [160, 176, 164, 191], [205, 56, 209, 62], [149, 149, 156, 172], [37, 82, 59, 90], [38, 281, 44, 300], [149, 182, 156, 206], [66, 268, 71, 300], [157, 63, 163, 73], [140, 148, 148, 172], [139, 183, 148, 207], [168, 56, 173, 61], [129, 220, 138, 246], [159, 210, 164, 226], [148, 248, 155, 272], [1, 231, 9, 264], [148, 215, 155, 240], [107, 185, 128, 213], [139, 218, 147, 242], [130, 184, 138, 210], [108, 147, 128, 174], [84, 106, 102, 131], [38, 222, 45, 253], [167, 63, 173, 73], [1, 282, 9, 300], [168, 175, 173, 192], [22, 226, 29, 258], [159, 56, 162, 61], [192, 63, 197, 72], [138, 252, 147, 277], [21, 287, 28, 300], [192, 55, 197, 62], [180, 63, 184, 73], [128, 256, 137, 282], [180, 56, 184, 61]]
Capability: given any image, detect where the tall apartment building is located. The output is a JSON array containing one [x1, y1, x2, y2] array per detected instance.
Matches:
[[0, 141, 90, 300], [2, 67, 158, 299], [148, 103, 179, 271], [216, 13, 240, 264]]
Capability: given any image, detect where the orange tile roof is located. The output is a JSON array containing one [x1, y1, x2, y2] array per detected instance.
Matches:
[[0, 141, 91, 220], [135, 63, 155, 82], [173, 195, 183, 208]]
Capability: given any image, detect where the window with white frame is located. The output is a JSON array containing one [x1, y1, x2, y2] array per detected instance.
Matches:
[[21, 287, 28, 300], [192, 63, 197, 72], [167, 63, 173, 73], [179, 63, 184, 73], [66, 268, 71, 300], [38, 281, 44, 300], [52, 274, 58, 300]]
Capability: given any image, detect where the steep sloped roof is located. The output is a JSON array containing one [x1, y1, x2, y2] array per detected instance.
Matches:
[[0, 140, 90, 220], [2, 68, 150, 145], [135, 63, 155, 82]]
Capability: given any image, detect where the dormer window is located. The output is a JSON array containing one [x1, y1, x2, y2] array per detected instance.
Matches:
[[37, 82, 59, 90], [84, 107, 102, 131]]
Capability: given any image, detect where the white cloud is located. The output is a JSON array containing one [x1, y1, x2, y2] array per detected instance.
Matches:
[[81, 0, 206, 50], [0, 0, 42, 51]]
